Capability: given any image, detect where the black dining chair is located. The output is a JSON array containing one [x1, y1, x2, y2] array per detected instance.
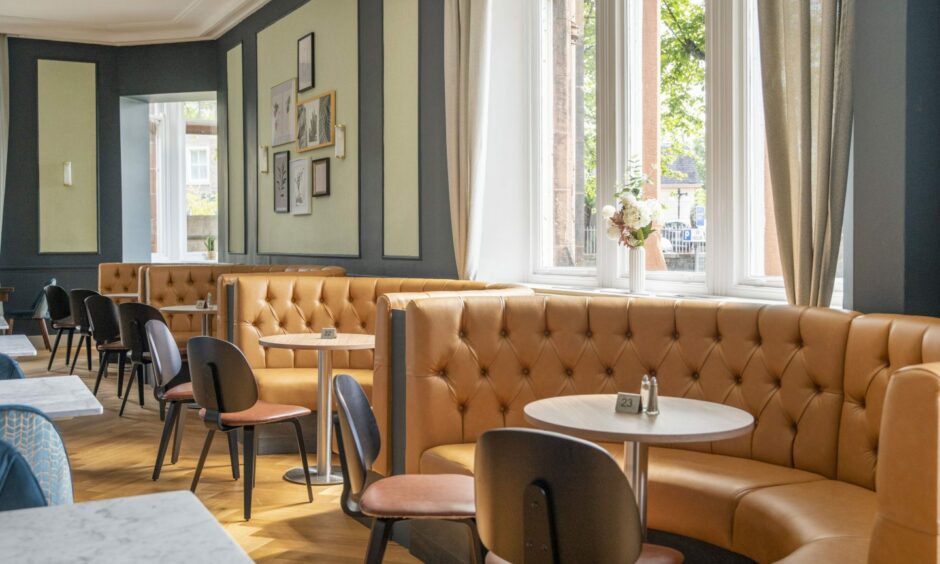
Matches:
[[187, 336, 313, 520], [43, 285, 76, 371], [475, 428, 683, 564], [117, 302, 166, 417], [3, 278, 55, 350], [67, 288, 99, 374], [332, 374, 483, 564], [84, 295, 129, 397]]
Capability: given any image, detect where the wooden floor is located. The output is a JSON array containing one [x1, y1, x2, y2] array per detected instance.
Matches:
[[19, 348, 418, 563]]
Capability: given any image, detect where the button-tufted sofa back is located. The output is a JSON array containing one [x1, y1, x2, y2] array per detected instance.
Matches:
[[146, 264, 346, 342], [97, 262, 150, 302], [404, 295, 940, 489]]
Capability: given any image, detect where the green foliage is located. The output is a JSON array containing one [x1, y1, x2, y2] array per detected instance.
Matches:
[[183, 101, 217, 122], [660, 0, 706, 183], [186, 190, 217, 216], [582, 0, 597, 213], [616, 159, 652, 199], [204, 235, 216, 252]]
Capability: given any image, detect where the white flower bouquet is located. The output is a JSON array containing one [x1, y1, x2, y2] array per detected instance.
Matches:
[[602, 166, 664, 248]]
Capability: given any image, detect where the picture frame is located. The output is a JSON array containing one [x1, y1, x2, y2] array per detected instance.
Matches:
[[312, 157, 330, 197], [273, 151, 290, 213], [290, 157, 312, 215], [297, 90, 335, 152], [297, 33, 315, 92], [270, 78, 296, 146]]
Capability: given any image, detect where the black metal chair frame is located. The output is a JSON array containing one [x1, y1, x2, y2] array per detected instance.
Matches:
[[118, 303, 165, 417], [44, 285, 75, 371], [85, 295, 128, 398], [67, 289, 98, 374]]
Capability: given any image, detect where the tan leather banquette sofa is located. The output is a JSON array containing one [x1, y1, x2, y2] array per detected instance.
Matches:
[[403, 294, 940, 563], [98, 262, 151, 303], [144, 264, 345, 347], [221, 273, 532, 459]]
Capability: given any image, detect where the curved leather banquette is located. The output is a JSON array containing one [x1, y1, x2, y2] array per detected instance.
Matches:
[[145, 264, 346, 347], [403, 295, 940, 563], [97, 262, 150, 303], [225, 275, 531, 436]]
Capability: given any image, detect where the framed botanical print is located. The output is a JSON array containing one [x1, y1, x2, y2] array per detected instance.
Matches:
[[290, 157, 312, 215], [270, 78, 296, 146], [296, 90, 335, 152], [312, 157, 330, 197], [297, 33, 315, 91], [273, 151, 290, 212]]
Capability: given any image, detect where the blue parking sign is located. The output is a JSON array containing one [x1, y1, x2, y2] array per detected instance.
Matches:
[[682, 229, 692, 241]]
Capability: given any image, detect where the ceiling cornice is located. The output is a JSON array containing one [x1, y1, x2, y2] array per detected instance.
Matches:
[[0, 0, 270, 46]]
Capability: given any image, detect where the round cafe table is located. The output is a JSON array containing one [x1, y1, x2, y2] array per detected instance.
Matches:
[[259, 333, 375, 485], [524, 394, 753, 535], [159, 304, 218, 336]]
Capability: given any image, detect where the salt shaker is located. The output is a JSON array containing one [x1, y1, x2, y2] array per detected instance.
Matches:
[[205, 292, 213, 308], [647, 376, 660, 415], [640, 374, 651, 412]]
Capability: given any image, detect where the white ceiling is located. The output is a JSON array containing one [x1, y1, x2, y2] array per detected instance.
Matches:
[[0, 0, 271, 46]]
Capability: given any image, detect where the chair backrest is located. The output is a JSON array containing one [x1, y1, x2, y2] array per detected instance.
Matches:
[[29, 278, 55, 319], [0, 438, 47, 511], [186, 336, 258, 415], [118, 302, 166, 361], [333, 374, 381, 499], [146, 320, 183, 389], [67, 288, 99, 331], [475, 428, 642, 564], [0, 354, 25, 380], [44, 285, 71, 322], [0, 405, 72, 505], [84, 295, 121, 345]]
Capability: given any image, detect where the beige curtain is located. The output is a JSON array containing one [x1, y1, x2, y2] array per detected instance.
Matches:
[[444, 0, 492, 280], [758, 0, 855, 306]]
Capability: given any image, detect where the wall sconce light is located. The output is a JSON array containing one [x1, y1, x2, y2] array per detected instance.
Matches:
[[335, 125, 346, 160], [259, 146, 269, 173], [63, 162, 73, 186]]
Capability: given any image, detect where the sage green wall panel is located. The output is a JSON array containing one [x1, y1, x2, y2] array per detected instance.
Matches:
[[227, 45, 246, 254], [38, 59, 98, 253], [383, 0, 420, 258], [256, 0, 359, 256]]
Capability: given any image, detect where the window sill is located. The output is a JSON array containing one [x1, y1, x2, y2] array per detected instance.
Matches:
[[524, 282, 787, 305]]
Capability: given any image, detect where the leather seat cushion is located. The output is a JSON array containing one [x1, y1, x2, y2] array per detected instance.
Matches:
[[485, 543, 682, 563], [253, 368, 373, 412], [163, 382, 193, 401], [200, 400, 311, 426], [731, 479, 877, 563], [98, 341, 127, 351], [360, 474, 475, 519], [773, 537, 869, 564], [420, 443, 476, 476]]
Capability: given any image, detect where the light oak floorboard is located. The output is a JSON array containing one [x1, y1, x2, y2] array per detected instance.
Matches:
[[20, 351, 418, 563]]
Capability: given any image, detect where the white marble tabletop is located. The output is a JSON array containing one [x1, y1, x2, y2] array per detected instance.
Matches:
[[0, 376, 102, 419], [0, 334, 37, 357], [0, 490, 252, 563]]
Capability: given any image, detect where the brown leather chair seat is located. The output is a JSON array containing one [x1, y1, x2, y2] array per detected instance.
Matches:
[[162, 382, 193, 401], [200, 400, 311, 426], [360, 474, 475, 520], [98, 340, 127, 351], [253, 368, 373, 411], [731, 479, 877, 563]]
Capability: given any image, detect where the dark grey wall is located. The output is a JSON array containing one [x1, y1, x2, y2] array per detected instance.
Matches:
[[217, 0, 458, 278], [0, 39, 218, 326], [854, 0, 940, 315]]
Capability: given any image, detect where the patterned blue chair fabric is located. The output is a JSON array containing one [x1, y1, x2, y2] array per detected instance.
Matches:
[[0, 354, 25, 380], [0, 438, 46, 511], [0, 405, 72, 505]]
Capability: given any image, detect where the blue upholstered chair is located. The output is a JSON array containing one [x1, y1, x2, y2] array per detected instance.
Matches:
[[0, 354, 25, 381], [0, 405, 72, 505], [0, 438, 46, 511]]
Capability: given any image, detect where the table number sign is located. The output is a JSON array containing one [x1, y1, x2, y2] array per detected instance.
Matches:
[[320, 327, 337, 339], [615, 392, 643, 414]]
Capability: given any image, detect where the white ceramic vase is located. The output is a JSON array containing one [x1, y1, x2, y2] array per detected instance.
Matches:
[[629, 246, 646, 294]]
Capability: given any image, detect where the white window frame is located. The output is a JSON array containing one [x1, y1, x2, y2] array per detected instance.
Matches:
[[186, 146, 210, 186], [527, 0, 845, 303]]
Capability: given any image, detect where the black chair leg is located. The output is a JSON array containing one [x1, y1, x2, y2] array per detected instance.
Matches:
[[152, 401, 180, 481], [191, 429, 216, 493], [171, 406, 187, 464], [227, 431, 240, 480], [85, 335, 92, 370], [365, 518, 395, 564], [137, 364, 145, 407], [243, 426, 255, 521], [92, 351, 110, 396], [463, 520, 485, 564], [69, 335, 84, 375], [119, 363, 137, 417], [117, 353, 127, 398], [159, 399, 166, 422], [290, 418, 314, 502], [48, 329, 63, 371], [65, 329, 74, 366]]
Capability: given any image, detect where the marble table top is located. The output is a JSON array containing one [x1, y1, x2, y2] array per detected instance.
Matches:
[[0, 376, 102, 419], [0, 490, 252, 563], [0, 334, 37, 357]]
